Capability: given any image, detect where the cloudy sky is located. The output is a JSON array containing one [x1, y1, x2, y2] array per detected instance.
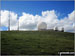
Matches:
[[0, 1, 75, 32]]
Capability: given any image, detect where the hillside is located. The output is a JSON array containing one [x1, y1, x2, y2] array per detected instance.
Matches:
[[1, 31, 74, 55]]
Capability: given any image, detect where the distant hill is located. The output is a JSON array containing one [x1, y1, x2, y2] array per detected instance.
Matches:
[[1, 31, 74, 55]]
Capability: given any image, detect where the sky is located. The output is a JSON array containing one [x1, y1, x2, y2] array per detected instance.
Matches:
[[0, 1, 75, 32], [1, 1, 74, 17]]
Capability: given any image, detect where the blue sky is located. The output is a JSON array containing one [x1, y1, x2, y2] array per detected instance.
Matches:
[[1, 1, 74, 32], [1, 1, 74, 18]]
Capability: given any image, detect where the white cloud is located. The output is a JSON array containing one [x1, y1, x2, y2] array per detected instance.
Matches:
[[57, 11, 75, 32], [68, 10, 75, 22], [0, 10, 75, 32], [1, 10, 9, 27], [41, 10, 59, 29], [19, 12, 39, 30], [0, 10, 18, 30]]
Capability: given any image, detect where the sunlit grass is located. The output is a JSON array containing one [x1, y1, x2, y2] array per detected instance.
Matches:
[[1, 31, 74, 55]]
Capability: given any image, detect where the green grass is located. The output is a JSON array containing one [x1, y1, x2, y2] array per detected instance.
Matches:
[[1, 31, 74, 55]]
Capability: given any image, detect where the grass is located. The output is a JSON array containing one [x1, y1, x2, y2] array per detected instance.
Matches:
[[1, 30, 74, 55]]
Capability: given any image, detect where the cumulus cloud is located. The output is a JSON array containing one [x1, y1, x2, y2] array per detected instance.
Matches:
[[0, 10, 18, 30], [68, 10, 75, 22], [0, 10, 75, 32], [19, 13, 38, 30], [1, 10, 9, 27], [41, 10, 59, 29]]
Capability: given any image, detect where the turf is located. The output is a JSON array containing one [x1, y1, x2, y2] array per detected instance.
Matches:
[[1, 31, 74, 55]]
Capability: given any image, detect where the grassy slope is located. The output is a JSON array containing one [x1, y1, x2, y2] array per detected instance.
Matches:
[[1, 31, 74, 55]]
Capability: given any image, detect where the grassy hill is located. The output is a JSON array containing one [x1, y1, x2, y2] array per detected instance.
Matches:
[[1, 31, 74, 55]]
